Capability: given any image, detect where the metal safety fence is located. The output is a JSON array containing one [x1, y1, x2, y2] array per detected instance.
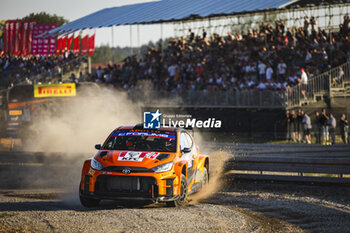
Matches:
[[287, 61, 350, 107], [225, 147, 350, 184], [130, 89, 286, 108], [131, 62, 350, 108]]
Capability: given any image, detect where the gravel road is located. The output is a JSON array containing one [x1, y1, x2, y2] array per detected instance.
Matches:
[[0, 189, 303, 233], [1, 145, 350, 232]]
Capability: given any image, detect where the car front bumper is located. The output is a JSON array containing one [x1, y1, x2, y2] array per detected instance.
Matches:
[[80, 169, 180, 202]]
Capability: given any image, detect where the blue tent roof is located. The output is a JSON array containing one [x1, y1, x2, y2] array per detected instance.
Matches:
[[48, 0, 298, 35]]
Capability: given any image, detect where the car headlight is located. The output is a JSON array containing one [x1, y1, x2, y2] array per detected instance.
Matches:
[[91, 158, 104, 171], [152, 162, 174, 173]]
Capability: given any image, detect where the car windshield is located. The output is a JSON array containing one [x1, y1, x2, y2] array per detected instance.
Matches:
[[103, 130, 177, 152]]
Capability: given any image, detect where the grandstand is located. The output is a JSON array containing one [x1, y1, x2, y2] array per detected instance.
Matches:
[[41, 0, 350, 107]]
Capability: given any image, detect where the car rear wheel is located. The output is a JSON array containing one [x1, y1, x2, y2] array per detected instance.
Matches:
[[79, 189, 100, 207], [166, 174, 188, 207]]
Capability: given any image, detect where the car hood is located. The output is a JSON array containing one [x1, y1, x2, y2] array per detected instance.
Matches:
[[94, 150, 175, 169]]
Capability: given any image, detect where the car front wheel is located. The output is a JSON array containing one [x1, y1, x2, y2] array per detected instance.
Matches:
[[79, 188, 100, 207], [166, 174, 188, 207]]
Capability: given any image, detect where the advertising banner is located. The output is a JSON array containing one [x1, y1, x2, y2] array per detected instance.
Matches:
[[27, 20, 35, 54], [7, 21, 14, 55], [80, 30, 89, 56], [32, 22, 57, 55], [22, 20, 36, 55], [73, 31, 80, 55], [13, 20, 21, 55], [56, 34, 62, 54], [34, 83, 76, 98], [88, 29, 95, 57], [0, 20, 5, 52], [67, 33, 73, 51], [3, 20, 9, 54], [21, 20, 29, 55], [61, 35, 67, 55]]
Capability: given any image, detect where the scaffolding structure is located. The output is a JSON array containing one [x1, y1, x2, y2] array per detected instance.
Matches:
[[173, 3, 350, 38]]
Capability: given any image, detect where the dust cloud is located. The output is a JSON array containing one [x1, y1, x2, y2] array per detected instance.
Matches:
[[19, 85, 142, 203], [190, 149, 230, 204], [24, 86, 141, 154]]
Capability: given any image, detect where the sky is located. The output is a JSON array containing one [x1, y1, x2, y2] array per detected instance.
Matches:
[[0, 0, 174, 47]]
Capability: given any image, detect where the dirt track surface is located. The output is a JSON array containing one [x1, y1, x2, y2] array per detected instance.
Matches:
[[0, 190, 303, 233], [1, 184, 350, 233], [1, 145, 350, 232]]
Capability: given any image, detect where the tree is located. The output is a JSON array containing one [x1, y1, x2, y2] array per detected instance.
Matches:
[[91, 45, 114, 63], [23, 12, 68, 26]]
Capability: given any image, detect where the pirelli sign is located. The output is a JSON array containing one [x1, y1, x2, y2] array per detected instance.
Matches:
[[34, 83, 76, 98]]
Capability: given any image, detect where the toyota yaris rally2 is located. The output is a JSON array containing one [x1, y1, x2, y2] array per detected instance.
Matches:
[[79, 124, 209, 207]]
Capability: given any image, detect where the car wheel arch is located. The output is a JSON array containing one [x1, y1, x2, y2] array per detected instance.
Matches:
[[204, 158, 209, 180], [181, 164, 187, 177]]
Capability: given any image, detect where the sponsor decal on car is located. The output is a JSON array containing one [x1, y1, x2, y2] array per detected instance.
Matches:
[[117, 151, 160, 162], [111, 132, 176, 140], [88, 168, 95, 175], [101, 171, 113, 175], [146, 152, 159, 159]]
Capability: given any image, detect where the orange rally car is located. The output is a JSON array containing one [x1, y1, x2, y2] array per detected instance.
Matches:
[[79, 124, 209, 207]]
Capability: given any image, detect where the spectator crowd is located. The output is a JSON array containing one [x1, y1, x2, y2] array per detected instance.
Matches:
[[86, 16, 350, 93], [1, 16, 350, 93], [0, 52, 83, 88], [286, 108, 349, 145]]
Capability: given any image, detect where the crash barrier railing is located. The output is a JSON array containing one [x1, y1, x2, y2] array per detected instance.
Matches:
[[287, 61, 350, 107], [225, 151, 350, 184], [130, 89, 286, 108]]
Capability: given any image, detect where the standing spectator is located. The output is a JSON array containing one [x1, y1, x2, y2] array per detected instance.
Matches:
[[304, 16, 310, 36], [285, 110, 291, 141], [277, 60, 287, 79], [78, 71, 85, 82], [328, 113, 337, 145], [300, 68, 308, 100], [297, 109, 304, 142], [333, 67, 344, 86], [340, 113, 349, 144], [344, 16, 350, 32], [303, 112, 312, 144], [314, 112, 321, 144], [257, 61, 266, 82], [319, 108, 329, 144], [289, 110, 297, 142], [266, 64, 273, 81], [188, 29, 194, 43], [310, 16, 318, 37], [202, 29, 207, 40], [70, 73, 76, 83], [168, 63, 178, 78]]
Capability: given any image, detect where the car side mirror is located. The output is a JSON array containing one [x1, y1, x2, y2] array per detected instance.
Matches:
[[95, 144, 101, 150], [181, 147, 191, 154]]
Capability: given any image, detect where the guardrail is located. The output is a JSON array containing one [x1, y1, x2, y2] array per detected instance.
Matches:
[[225, 151, 350, 184], [287, 61, 350, 107], [130, 90, 286, 108]]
